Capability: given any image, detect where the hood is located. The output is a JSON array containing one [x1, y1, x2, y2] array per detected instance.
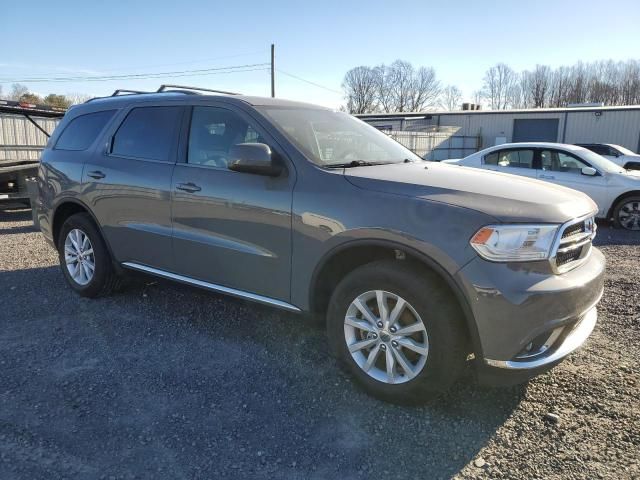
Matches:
[[343, 162, 597, 224]]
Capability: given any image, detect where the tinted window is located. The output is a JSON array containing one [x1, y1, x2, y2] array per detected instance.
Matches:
[[541, 150, 588, 173], [188, 107, 266, 169], [112, 106, 182, 161], [55, 110, 115, 151], [484, 149, 534, 168], [582, 144, 608, 155]]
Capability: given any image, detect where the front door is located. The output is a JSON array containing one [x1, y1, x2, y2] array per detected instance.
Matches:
[[537, 148, 610, 216], [171, 105, 294, 302], [82, 104, 183, 270]]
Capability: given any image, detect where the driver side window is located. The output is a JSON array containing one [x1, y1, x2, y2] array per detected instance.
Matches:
[[187, 107, 265, 169], [540, 150, 588, 174]]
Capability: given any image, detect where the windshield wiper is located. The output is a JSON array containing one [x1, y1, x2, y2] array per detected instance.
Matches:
[[325, 160, 378, 169]]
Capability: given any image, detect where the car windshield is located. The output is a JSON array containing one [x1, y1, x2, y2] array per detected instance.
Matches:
[[257, 106, 423, 167], [612, 144, 636, 156], [577, 148, 626, 174]]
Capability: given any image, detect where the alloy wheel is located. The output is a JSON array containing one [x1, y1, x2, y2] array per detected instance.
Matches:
[[618, 200, 640, 230], [64, 228, 95, 285], [344, 290, 429, 384]]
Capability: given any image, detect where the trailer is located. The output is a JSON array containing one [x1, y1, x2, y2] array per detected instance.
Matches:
[[0, 100, 66, 207]]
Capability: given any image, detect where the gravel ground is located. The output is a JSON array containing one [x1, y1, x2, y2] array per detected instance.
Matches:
[[0, 208, 638, 480]]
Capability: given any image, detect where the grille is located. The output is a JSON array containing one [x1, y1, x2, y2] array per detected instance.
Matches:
[[551, 216, 596, 273], [562, 222, 585, 239], [556, 246, 584, 266]]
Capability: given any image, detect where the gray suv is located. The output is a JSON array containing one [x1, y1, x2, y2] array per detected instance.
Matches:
[[35, 86, 605, 403]]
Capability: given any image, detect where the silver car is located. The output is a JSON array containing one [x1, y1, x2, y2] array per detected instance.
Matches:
[[35, 86, 605, 403]]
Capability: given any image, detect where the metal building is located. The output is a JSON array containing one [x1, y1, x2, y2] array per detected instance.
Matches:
[[356, 105, 640, 160]]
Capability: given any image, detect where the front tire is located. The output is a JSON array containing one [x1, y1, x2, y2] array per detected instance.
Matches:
[[57, 213, 120, 297], [613, 195, 640, 231], [327, 260, 468, 404]]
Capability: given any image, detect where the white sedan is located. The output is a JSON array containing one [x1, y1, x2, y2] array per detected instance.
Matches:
[[576, 143, 640, 171], [444, 142, 640, 230]]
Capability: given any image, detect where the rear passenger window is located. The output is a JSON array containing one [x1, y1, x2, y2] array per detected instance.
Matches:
[[485, 149, 534, 169], [111, 106, 182, 161], [55, 110, 115, 151]]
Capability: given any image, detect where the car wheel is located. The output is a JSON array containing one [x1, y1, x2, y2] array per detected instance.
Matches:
[[327, 260, 468, 404], [613, 196, 640, 231], [57, 213, 120, 297]]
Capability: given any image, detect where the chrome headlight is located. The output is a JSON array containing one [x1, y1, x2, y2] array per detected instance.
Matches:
[[470, 224, 559, 262]]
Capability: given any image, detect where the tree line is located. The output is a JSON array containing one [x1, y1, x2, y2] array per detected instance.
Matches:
[[342, 59, 640, 114], [0, 83, 91, 108]]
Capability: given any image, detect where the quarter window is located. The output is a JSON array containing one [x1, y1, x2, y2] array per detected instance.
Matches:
[[187, 107, 266, 169], [484, 149, 534, 169], [55, 110, 115, 151], [111, 106, 182, 161], [540, 150, 588, 173]]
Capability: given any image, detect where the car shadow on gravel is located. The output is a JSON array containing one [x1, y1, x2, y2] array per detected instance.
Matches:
[[1, 263, 525, 479]]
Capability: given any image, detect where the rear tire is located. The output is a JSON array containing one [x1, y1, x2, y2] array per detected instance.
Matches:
[[57, 213, 120, 297], [612, 195, 640, 231], [327, 260, 468, 404]]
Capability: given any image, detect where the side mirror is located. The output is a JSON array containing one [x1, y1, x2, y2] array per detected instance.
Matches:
[[581, 166, 597, 176], [228, 143, 282, 177]]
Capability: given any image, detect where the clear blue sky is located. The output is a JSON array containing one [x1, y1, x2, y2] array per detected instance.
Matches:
[[2, 0, 639, 108]]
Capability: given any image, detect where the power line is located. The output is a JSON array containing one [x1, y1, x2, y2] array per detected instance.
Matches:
[[276, 69, 342, 95], [2, 51, 267, 78], [0, 63, 270, 83]]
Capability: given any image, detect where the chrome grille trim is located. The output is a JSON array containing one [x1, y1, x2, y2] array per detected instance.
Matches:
[[549, 214, 597, 274]]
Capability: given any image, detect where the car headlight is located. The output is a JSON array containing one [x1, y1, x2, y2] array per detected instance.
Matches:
[[470, 224, 559, 262]]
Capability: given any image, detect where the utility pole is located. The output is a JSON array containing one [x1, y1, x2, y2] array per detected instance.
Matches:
[[270, 43, 275, 98]]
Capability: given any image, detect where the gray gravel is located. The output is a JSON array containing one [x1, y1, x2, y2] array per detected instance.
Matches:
[[0, 208, 638, 480]]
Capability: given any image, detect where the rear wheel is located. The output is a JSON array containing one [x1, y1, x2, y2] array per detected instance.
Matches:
[[613, 195, 640, 231], [327, 260, 468, 404], [57, 213, 120, 297]]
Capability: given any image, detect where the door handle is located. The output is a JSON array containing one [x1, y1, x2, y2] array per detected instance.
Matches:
[[87, 170, 106, 179], [539, 174, 555, 180], [176, 182, 201, 193]]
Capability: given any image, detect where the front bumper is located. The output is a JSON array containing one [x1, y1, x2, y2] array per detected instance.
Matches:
[[456, 247, 605, 383]]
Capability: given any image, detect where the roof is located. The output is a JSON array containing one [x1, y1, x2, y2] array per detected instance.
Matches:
[[356, 104, 640, 119], [83, 91, 329, 110], [472, 142, 587, 153]]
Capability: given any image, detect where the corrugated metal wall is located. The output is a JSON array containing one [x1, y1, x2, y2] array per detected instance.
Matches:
[[437, 112, 567, 149], [361, 108, 640, 156], [563, 110, 640, 150], [0, 114, 60, 161]]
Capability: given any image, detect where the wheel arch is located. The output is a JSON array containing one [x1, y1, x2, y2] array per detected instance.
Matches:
[[51, 198, 119, 268], [607, 190, 640, 220], [309, 239, 483, 357]]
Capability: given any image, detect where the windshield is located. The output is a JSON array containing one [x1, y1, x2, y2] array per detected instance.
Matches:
[[612, 144, 636, 156], [258, 107, 423, 167], [578, 148, 626, 174]]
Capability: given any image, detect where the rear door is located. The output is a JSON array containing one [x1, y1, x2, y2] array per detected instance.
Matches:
[[82, 103, 184, 270], [170, 104, 295, 302], [481, 147, 538, 179], [536, 148, 609, 216]]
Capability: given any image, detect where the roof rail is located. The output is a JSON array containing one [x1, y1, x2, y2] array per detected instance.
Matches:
[[112, 89, 150, 96], [157, 84, 241, 95], [85, 84, 241, 103]]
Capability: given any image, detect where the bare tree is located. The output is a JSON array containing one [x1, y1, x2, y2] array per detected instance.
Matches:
[[481, 63, 518, 109], [388, 60, 414, 112], [342, 66, 378, 114], [9, 83, 29, 101], [65, 92, 93, 105], [440, 85, 462, 110], [373, 64, 395, 113], [408, 66, 441, 111]]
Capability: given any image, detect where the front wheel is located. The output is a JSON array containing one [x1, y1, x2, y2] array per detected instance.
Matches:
[[327, 260, 468, 404], [613, 196, 640, 231]]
